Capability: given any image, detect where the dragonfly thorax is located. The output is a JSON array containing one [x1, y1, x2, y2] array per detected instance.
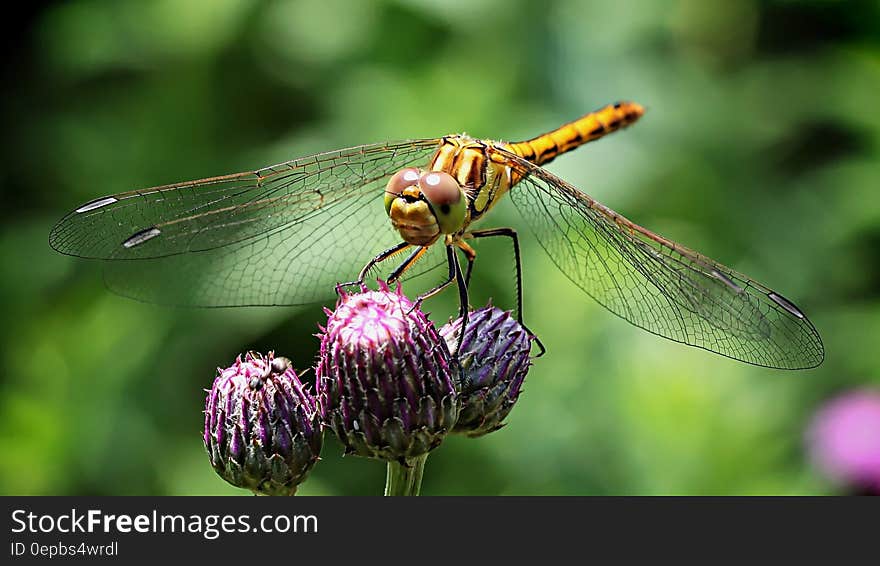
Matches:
[[384, 168, 467, 246]]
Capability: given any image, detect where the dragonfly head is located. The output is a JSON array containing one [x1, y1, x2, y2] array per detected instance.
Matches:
[[384, 168, 467, 245]]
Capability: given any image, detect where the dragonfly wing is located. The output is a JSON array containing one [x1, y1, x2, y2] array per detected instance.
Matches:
[[50, 140, 441, 260], [100, 187, 393, 306], [51, 139, 445, 306], [497, 148, 824, 369]]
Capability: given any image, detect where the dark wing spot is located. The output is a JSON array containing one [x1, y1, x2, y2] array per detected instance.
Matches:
[[76, 196, 118, 213], [122, 227, 161, 249], [768, 291, 805, 319]]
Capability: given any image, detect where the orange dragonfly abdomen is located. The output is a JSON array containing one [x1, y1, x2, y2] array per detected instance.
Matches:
[[508, 101, 645, 166]]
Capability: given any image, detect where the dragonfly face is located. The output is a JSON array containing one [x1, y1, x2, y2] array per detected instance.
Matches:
[[48, 101, 825, 369], [384, 168, 467, 246]]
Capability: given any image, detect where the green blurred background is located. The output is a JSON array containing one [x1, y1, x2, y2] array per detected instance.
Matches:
[[2, 0, 879, 495]]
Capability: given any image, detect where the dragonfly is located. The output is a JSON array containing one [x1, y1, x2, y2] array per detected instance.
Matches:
[[49, 102, 824, 370]]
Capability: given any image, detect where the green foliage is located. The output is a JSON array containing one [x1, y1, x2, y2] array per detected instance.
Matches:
[[1, 0, 878, 495]]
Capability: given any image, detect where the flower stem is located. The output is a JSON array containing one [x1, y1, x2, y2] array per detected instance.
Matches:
[[384, 453, 428, 496]]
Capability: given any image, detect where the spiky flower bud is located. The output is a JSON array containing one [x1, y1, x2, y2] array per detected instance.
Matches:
[[440, 305, 533, 437], [204, 352, 322, 496], [317, 282, 458, 462]]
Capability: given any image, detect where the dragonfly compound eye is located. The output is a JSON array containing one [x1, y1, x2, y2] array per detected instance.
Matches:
[[420, 171, 466, 234], [384, 168, 421, 214]]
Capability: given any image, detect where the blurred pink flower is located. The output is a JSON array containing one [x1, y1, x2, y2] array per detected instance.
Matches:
[[808, 389, 880, 494]]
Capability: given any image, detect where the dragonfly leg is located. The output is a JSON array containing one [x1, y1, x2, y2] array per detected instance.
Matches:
[[469, 227, 546, 357], [451, 247, 469, 356], [457, 240, 477, 289], [412, 244, 458, 303], [409, 243, 469, 356], [386, 246, 429, 284], [337, 241, 412, 294]]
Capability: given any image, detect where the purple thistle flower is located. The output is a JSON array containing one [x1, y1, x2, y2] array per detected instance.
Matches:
[[440, 304, 534, 437], [808, 388, 880, 495], [204, 351, 322, 496], [317, 282, 458, 462]]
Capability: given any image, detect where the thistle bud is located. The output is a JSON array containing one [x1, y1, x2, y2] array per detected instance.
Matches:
[[440, 305, 533, 437], [204, 352, 322, 495], [317, 282, 458, 462]]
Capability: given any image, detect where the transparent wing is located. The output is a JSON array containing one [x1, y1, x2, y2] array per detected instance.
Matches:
[[495, 147, 824, 369], [50, 139, 446, 306]]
